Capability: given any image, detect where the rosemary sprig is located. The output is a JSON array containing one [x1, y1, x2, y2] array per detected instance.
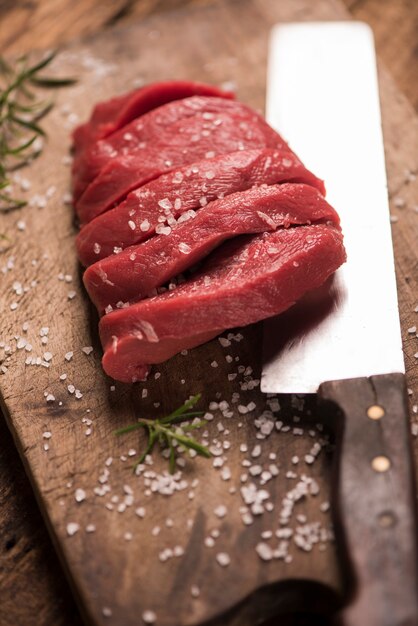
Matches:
[[0, 50, 76, 213], [115, 394, 211, 473]]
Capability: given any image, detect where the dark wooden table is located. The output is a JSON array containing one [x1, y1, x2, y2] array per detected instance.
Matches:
[[0, 1, 417, 625]]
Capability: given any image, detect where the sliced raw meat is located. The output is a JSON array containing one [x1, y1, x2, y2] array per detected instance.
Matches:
[[99, 224, 346, 382], [73, 95, 287, 201], [76, 149, 325, 266], [73, 97, 293, 221], [84, 184, 339, 312], [72, 80, 234, 156]]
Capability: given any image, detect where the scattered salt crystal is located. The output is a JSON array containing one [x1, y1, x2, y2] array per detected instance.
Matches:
[[75, 488, 86, 503], [142, 610, 157, 624], [128, 220, 136, 230], [66, 522, 80, 536], [216, 552, 230, 567], [102, 607, 112, 618], [43, 431, 52, 439], [65, 351, 73, 361], [46, 394, 55, 402], [191, 585, 200, 598], [256, 542, 273, 561], [178, 242, 191, 254], [214, 505, 227, 518], [158, 198, 172, 210], [82, 346, 94, 355], [43, 352, 53, 362], [86, 524, 96, 533], [408, 326, 417, 334], [251, 445, 261, 458]]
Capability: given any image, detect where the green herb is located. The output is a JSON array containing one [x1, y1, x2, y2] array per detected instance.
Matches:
[[0, 51, 76, 212], [115, 394, 211, 473]]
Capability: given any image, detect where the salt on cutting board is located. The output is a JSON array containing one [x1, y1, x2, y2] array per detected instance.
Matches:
[[0, 1, 416, 626]]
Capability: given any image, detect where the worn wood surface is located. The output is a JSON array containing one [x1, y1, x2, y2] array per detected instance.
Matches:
[[0, 1, 417, 625]]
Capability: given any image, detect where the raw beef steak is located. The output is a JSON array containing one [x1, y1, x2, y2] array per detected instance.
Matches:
[[73, 96, 296, 221], [100, 224, 346, 382], [76, 148, 325, 266], [72, 80, 234, 156], [84, 184, 339, 312]]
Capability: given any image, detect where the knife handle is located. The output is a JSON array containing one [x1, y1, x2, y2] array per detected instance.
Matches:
[[318, 373, 418, 626]]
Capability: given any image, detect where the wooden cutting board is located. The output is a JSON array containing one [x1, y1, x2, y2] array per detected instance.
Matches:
[[0, 0, 416, 625]]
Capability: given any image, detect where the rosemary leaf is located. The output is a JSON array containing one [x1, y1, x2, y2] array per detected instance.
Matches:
[[30, 76, 77, 88], [0, 51, 76, 211], [116, 396, 211, 473]]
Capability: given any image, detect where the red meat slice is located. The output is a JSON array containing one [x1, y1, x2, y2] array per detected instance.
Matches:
[[84, 184, 339, 312], [72, 80, 234, 156], [72, 96, 286, 201], [76, 149, 325, 266], [99, 224, 346, 382], [74, 97, 294, 223]]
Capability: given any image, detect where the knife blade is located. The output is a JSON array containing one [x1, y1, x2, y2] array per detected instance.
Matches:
[[262, 22, 418, 626]]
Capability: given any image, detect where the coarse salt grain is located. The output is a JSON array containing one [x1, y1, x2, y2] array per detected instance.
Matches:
[[66, 522, 80, 536], [256, 542, 273, 561], [214, 505, 227, 518], [75, 488, 86, 503], [142, 610, 157, 624], [216, 552, 230, 567]]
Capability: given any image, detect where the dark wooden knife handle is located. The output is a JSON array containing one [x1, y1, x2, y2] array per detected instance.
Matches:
[[318, 373, 418, 626]]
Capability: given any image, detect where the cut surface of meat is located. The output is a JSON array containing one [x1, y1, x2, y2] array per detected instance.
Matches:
[[74, 96, 294, 221], [84, 184, 339, 312], [76, 149, 325, 266], [73, 95, 288, 202], [99, 224, 346, 382], [72, 80, 234, 157]]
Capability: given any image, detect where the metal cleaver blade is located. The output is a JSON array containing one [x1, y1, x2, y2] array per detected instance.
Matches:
[[262, 22, 418, 626], [262, 22, 404, 394]]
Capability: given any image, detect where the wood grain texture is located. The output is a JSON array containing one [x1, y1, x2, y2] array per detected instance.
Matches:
[[342, 0, 418, 113], [0, 0, 417, 625]]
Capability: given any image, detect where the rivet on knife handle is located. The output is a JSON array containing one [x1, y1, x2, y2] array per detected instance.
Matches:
[[318, 373, 418, 626]]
